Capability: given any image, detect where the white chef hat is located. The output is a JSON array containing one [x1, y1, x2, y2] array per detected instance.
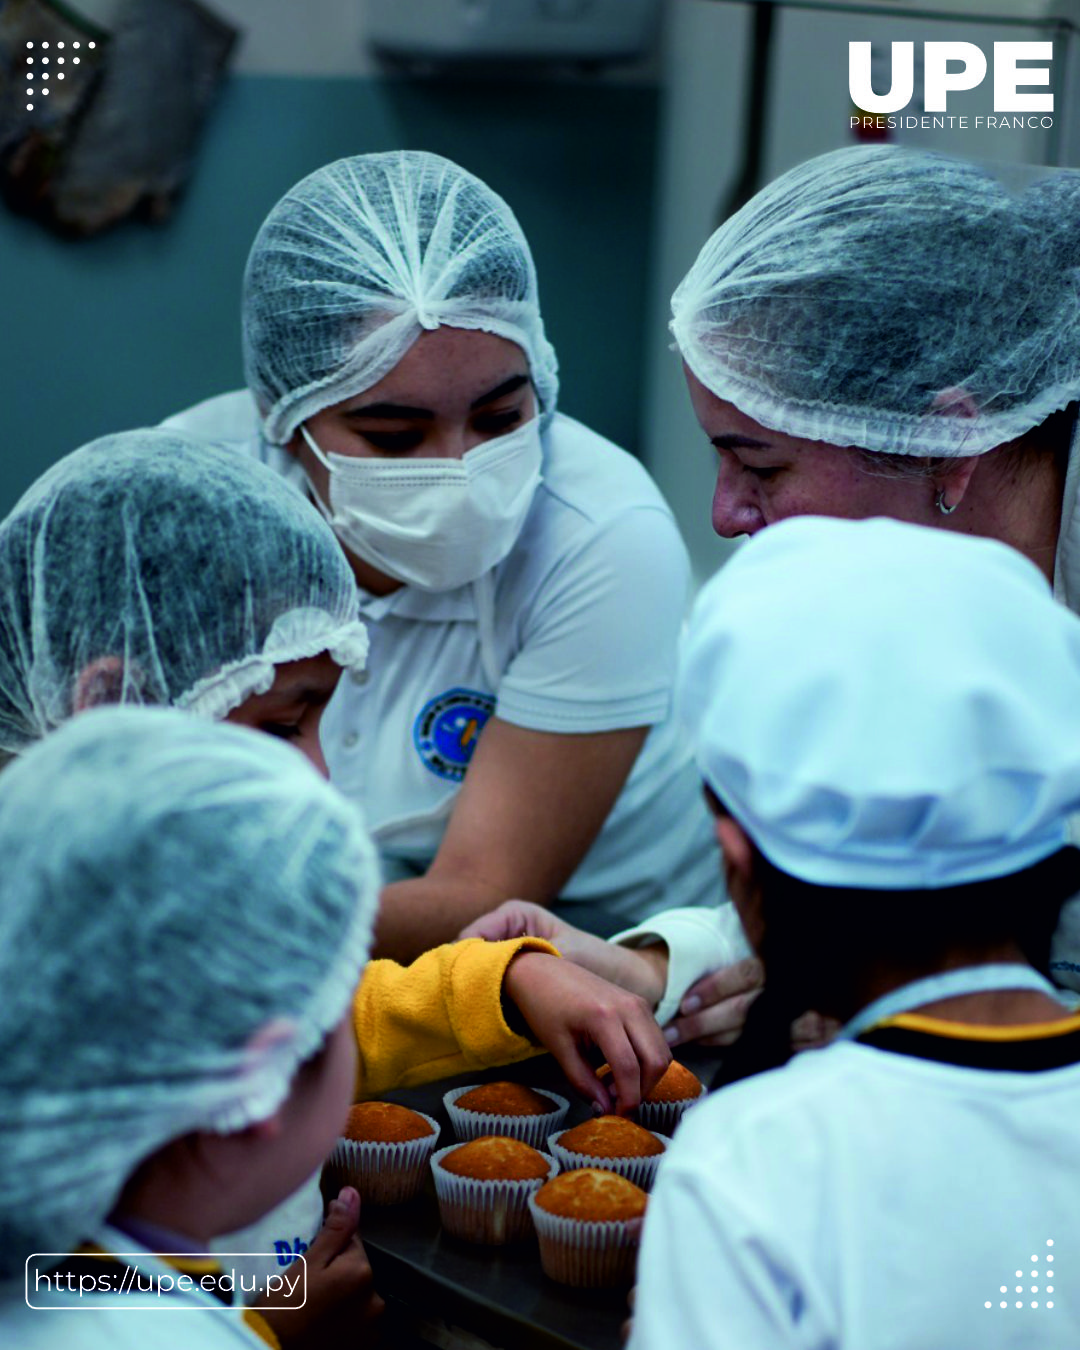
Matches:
[[680, 517, 1080, 889]]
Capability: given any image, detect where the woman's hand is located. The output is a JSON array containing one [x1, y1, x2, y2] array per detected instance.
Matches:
[[258, 1187, 384, 1348], [662, 957, 765, 1048], [462, 901, 668, 1008], [664, 960, 841, 1054], [502, 951, 671, 1114], [459, 898, 567, 946]]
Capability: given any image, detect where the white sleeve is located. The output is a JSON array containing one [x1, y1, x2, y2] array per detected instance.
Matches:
[[496, 506, 690, 732], [611, 903, 752, 1025], [159, 388, 262, 440], [629, 1162, 816, 1350], [161, 390, 309, 491]]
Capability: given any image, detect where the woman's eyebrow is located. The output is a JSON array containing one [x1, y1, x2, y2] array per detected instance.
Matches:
[[470, 373, 530, 409], [343, 402, 433, 420], [338, 373, 528, 419], [711, 434, 775, 452]]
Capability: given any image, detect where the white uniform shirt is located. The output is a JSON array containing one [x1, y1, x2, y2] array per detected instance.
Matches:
[[163, 391, 720, 934], [631, 1031, 1080, 1350]]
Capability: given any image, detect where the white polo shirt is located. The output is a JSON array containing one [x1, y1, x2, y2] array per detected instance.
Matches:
[[163, 391, 722, 934], [631, 1021, 1080, 1349]]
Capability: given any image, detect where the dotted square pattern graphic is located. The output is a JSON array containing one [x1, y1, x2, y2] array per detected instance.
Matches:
[[23, 38, 97, 112], [985, 1239, 1055, 1311]]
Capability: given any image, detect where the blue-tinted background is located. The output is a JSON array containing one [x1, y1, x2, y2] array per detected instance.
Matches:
[[0, 73, 657, 513]]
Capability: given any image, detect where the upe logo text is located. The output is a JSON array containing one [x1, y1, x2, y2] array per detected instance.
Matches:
[[849, 42, 1053, 113]]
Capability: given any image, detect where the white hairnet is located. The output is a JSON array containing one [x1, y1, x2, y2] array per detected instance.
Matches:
[[0, 707, 380, 1277], [0, 429, 369, 752], [242, 150, 560, 444], [671, 147, 1080, 457], [680, 516, 1080, 889]]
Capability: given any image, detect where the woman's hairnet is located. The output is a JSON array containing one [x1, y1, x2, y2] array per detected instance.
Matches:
[[671, 146, 1080, 457], [0, 429, 368, 752], [0, 707, 380, 1277], [680, 516, 1080, 889], [242, 150, 560, 445]]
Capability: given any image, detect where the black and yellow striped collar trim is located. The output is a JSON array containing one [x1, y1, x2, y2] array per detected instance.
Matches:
[[877, 1010, 1080, 1041], [857, 1010, 1080, 1070]]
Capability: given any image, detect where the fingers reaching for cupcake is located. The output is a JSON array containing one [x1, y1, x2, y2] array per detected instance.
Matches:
[[502, 951, 672, 1115]]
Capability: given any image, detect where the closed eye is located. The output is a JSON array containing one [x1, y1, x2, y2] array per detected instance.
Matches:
[[710, 433, 782, 481], [358, 430, 425, 454], [473, 409, 522, 436], [712, 442, 783, 481]]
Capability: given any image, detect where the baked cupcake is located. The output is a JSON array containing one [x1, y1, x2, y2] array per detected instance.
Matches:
[[600, 1060, 704, 1135], [430, 1134, 557, 1244], [528, 1167, 646, 1287], [444, 1080, 569, 1146], [639, 1060, 704, 1133], [549, 1115, 667, 1190], [327, 1102, 439, 1204]]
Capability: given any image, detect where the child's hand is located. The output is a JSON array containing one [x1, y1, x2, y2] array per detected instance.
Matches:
[[790, 1010, 842, 1051], [621, 1283, 637, 1345], [502, 952, 671, 1114], [258, 1187, 384, 1348]]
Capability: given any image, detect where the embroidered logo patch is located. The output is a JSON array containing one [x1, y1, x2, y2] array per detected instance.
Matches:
[[414, 688, 496, 782]]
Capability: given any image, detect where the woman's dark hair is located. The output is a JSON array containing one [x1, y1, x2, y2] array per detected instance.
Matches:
[[712, 832, 1080, 1091]]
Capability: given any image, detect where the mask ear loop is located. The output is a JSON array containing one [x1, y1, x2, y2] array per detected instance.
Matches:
[[299, 423, 332, 471], [298, 425, 336, 522]]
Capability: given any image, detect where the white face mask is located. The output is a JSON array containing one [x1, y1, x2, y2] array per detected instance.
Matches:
[[300, 418, 543, 593]]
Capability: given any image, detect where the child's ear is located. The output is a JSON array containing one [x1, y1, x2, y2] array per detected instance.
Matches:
[[713, 815, 766, 952], [714, 814, 754, 889]]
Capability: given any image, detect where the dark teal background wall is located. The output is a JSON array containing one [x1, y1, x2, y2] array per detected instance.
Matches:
[[0, 74, 658, 513]]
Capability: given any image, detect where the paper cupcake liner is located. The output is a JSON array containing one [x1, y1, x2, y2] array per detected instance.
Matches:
[[528, 1192, 642, 1288], [430, 1144, 557, 1245], [547, 1128, 668, 1191], [444, 1085, 569, 1146], [327, 1110, 440, 1205], [636, 1090, 703, 1137]]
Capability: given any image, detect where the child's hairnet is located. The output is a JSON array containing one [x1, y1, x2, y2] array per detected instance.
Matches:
[[680, 516, 1080, 889], [0, 707, 379, 1277], [671, 147, 1080, 457], [242, 150, 559, 445], [0, 429, 368, 753]]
